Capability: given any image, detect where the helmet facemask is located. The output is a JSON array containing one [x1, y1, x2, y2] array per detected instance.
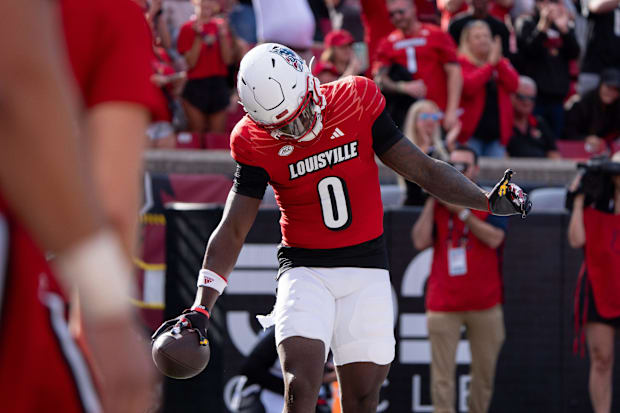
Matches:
[[265, 75, 326, 143]]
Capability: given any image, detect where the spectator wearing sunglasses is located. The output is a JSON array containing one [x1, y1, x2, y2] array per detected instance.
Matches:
[[514, 0, 580, 138], [401, 100, 460, 205], [412, 144, 508, 413], [457, 19, 519, 157], [373, 0, 463, 129], [507, 76, 561, 158]]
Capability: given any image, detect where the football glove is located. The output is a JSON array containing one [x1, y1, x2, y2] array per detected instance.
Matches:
[[487, 169, 532, 218], [151, 307, 210, 347]]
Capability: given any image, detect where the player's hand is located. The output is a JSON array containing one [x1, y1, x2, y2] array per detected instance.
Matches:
[[487, 169, 532, 218], [152, 308, 210, 346], [85, 316, 155, 413]]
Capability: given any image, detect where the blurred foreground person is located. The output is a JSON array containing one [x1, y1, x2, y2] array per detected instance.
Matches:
[[0, 0, 154, 412]]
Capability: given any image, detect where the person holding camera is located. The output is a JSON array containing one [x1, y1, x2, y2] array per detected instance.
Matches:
[[568, 151, 620, 413], [412, 145, 509, 413]]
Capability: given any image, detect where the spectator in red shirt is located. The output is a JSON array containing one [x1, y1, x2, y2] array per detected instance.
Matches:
[[373, 0, 463, 129], [313, 29, 363, 83], [177, 0, 234, 133], [457, 20, 519, 157], [149, 46, 187, 148], [412, 144, 507, 413]]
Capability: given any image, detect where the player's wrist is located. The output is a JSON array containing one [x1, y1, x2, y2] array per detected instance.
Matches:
[[53, 229, 134, 321], [197, 268, 228, 295], [190, 304, 211, 318]]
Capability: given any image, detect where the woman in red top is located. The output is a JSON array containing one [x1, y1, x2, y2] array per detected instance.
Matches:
[[568, 151, 620, 413], [177, 0, 234, 133], [457, 20, 519, 157]]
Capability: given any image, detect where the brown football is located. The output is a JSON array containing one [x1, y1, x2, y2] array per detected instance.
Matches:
[[152, 329, 210, 379]]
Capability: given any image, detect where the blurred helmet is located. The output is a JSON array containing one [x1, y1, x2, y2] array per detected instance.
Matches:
[[237, 43, 326, 142]]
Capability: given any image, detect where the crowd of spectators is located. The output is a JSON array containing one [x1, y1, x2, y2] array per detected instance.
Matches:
[[134, 0, 620, 159]]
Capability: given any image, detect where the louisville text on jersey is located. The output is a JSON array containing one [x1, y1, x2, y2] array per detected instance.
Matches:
[[288, 141, 359, 180]]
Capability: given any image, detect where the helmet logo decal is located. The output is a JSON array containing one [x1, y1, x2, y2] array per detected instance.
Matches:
[[278, 145, 294, 157], [269, 45, 304, 72]]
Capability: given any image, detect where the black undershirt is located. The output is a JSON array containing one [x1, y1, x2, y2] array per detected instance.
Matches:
[[232, 108, 402, 273], [472, 80, 501, 142]]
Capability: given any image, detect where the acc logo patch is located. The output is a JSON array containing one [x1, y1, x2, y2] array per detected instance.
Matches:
[[278, 145, 294, 156], [269, 45, 304, 72]]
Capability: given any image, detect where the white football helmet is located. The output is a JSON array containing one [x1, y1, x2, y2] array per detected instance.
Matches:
[[237, 43, 327, 142]]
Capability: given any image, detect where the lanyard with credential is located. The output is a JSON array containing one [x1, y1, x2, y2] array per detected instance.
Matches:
[[447, 216, 469, 248]]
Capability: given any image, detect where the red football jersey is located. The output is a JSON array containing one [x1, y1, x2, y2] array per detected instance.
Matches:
[[60, 0, 166, 119], [231, 76, 387, 249], [373, 24, 458, 110], [177, 18, 229, 79], [0, 197, 98, 412]]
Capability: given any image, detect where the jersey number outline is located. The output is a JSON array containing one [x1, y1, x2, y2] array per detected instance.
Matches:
[[317, 176, 352, 231]]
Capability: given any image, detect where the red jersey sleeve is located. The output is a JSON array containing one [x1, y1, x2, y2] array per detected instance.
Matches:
[[177, 22, 196, 55], [230, 120, 260, 167], [86, 0, 161, 114], [435, 30, 458, 65], [354, 76, 386, 124]]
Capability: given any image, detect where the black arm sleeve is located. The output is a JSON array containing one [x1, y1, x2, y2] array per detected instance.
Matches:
[[371, 108, 405, 155], [232, 162, 270, 199]]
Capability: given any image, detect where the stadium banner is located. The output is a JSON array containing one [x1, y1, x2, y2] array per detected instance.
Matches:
[[162, 206, 620, 413], [134, 172, 232, 329]]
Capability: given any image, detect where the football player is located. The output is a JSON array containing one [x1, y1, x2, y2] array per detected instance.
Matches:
[[153, 43, 530, 413], [0, 0, 154, 412]]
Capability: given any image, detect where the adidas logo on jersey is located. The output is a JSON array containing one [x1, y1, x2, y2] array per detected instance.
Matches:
[[330, 128, 344, 140]]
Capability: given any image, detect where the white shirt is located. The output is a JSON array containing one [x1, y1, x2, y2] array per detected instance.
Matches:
[[252, 0, 315, 49]]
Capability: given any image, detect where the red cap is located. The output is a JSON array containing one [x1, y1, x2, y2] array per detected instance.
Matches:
[[324, 29, 354, 48], [312, 61, 340, 77]]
